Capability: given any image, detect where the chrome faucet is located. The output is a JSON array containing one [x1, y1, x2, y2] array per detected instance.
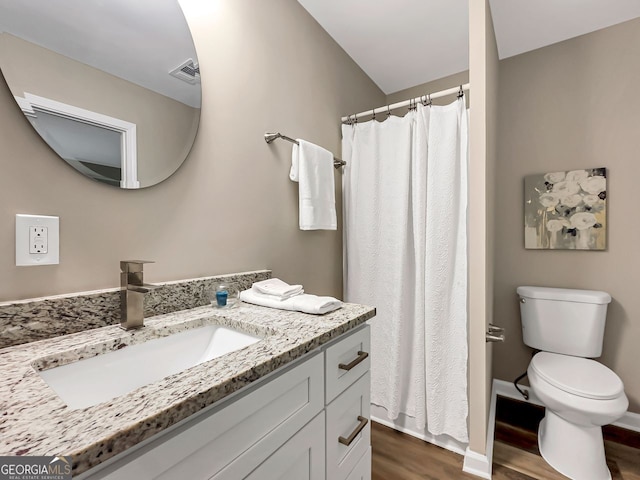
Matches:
[[120, 260, 158, 330]]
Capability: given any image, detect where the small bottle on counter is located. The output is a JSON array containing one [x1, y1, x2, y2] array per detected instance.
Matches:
[[216, 285, 228, 307], [210, 283, 240, 309]]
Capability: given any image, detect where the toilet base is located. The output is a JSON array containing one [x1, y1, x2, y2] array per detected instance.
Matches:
[[538, 410, 611, 480]]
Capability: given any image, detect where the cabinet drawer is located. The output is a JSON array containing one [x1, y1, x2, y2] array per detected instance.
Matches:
[[245, 412, 325, 480], [87, 352, 324, 480], [325, 325, 370, 403], [346, 447, 371, 480], [326, 372, 371, 480]]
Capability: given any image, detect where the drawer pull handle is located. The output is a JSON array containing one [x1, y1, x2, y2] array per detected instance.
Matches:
[[338, 351, 369, 371], [339, 416, 369, 446]]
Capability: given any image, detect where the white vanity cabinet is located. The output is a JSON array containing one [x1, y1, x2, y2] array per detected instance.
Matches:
[[346, 447, 372, 480], [324, 325, 371, 480], [244, 412, 326, 480], [82, 324, 371, 480]]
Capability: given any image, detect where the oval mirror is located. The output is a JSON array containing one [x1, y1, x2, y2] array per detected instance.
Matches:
[[0, 0, 201, 189]]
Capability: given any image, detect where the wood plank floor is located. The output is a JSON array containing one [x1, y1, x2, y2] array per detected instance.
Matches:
[[371, 397, 640, 479]]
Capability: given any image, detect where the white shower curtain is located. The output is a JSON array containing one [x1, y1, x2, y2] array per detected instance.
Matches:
[[342, 98, 469, 443]]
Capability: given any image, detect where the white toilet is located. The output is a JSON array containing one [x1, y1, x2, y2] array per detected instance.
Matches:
[[517, 286, 628, 480]]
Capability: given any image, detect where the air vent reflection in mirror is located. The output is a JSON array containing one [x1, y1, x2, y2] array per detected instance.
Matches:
[[169, 58, 200, 84]]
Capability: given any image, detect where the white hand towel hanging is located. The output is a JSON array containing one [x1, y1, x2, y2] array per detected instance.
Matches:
[[290, 139, 337, 230]]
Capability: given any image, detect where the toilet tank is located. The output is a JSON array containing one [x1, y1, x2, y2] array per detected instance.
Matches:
[[517, 286, 611, 358]]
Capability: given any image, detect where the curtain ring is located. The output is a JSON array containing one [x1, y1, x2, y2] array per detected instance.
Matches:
[[457, 85, 464, 98], [387, 105, 391, 117], [372, 108, 376, 121], [428, 94, 432, 106]]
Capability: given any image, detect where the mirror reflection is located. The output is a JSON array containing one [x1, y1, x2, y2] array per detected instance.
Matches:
[[0, 0, 201, 189]]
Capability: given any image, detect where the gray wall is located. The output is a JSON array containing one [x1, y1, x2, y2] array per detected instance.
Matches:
[[0, 0, 385, 301], [494, 17, 640, 412]]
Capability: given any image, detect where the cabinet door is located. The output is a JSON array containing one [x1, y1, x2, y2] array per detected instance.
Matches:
[[325, 325, 370, 404], [244, 412, 325, 480], [326, 372, 371, 480], [346, 447, 371, 480], [86, 352, 323, 480]]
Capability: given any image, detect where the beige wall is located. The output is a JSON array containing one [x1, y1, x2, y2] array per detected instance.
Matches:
[[0, 0, 384, 301], [0, 33, 199, 188], [386, 70, 470, 107], [494, 17, 640, 413], [467, 0, 499, 455], [484, 0, 499, 448]]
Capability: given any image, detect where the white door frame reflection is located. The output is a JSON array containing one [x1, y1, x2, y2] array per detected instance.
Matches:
[[16, 93, 139, 188]]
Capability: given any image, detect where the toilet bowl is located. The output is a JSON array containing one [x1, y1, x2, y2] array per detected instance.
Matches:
[[528, 352, 628, 480], [517, 286, 627, 480]]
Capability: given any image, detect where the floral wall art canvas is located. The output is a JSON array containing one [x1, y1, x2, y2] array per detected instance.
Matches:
[[524, 168, 607, 250]]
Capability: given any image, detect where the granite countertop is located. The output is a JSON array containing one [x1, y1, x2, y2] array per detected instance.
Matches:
[[0, 301, 375, 476]]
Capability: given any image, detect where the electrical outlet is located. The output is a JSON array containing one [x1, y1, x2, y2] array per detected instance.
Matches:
[[16, 214, 59, 266], [29, 226, 48, 254]]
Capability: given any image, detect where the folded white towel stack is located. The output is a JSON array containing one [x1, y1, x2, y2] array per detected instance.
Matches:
[[290, 139, 337, 231], [252, 278, 303, 301], [240, 289, 342, 315]]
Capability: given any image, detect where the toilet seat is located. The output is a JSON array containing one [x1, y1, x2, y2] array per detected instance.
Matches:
[[530, 352, 623, 400]]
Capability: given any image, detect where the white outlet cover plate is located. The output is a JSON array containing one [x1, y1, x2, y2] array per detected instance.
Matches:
[[16, 214, 59, 266]]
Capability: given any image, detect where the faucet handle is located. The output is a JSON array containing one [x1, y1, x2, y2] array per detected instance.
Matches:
[[120, 260, 155, 273]]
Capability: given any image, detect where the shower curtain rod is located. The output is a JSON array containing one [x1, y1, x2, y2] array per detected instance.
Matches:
[[341, 83, 470, 123]]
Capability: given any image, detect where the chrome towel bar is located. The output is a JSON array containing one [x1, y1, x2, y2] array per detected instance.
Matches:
[[264, 132, 346, 168]]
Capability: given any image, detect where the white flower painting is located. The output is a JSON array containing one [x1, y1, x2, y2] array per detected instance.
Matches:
[[524, 168, 606, 250]]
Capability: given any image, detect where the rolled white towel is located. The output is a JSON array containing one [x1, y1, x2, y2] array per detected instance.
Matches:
[[240, 289, 342, 315], [252, 278, 304, 301]]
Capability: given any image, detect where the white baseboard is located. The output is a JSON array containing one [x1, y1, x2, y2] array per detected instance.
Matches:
[[492, 378, 640, 433], [462, 447, 491, 479], [492, 378, 542, 406], [614, 410, 640, 432], [484, 379, 499, 478]]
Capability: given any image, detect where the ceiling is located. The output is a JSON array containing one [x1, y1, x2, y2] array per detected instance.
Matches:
[[297, 0, 640, 94], [0, 0, 200, 107]]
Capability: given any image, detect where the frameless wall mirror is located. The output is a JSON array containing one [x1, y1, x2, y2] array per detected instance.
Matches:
[[0, 0, 201, 189]]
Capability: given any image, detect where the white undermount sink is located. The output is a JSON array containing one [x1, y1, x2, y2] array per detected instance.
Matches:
[[38, 325, 263, 409]]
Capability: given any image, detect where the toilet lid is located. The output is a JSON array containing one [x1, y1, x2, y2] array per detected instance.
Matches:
[[530, 352, 624, 400]]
